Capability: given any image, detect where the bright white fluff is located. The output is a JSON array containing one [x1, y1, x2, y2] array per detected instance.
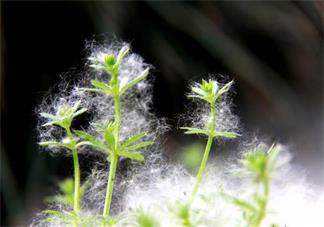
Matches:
[[33, 41, 323, 227]]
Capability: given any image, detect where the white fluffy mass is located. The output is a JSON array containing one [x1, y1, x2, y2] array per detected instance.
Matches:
[[33, 41, 324, 227], [118, 143, 324, 227]]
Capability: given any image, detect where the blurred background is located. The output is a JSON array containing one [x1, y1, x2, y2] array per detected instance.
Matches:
[[1, 1, 323, 225]]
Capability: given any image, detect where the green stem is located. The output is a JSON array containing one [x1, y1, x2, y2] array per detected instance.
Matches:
[[102, 82, 122, 222], [190, 134, 213, 202], [190, 102, 216, 203], [102, 153, 118, 218], [66, 128, 80, 226], [71, 148, 81, 213], [255, 177, 269, 227], [114, 95, 121, 148]]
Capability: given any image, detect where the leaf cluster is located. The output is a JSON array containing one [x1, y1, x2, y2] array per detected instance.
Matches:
[[75, 124, 153, 162], [181, 80, 238, 139], [224, 144, 281, 227], [40, 101, 87, 130], [86, 46, 150, 96], [45, 178, 88, 208]]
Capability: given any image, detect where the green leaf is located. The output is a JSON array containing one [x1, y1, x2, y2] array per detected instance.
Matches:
[[122, 132, 146, 147], [104, 125, 115, 146], [40, 100, 86, 130], [267, 144, 280, 173], [119, 151, 144, 161], [123, 141, 153, 151], [232, 198, 257, 212], [215, 131, 240, 138], [44, 179, 74, 207], [180, 127, 209, 136], [115, 45, 130, 66], [72, 100, 81, 112], [91, 80, 112, 94], [241, 150, 267, 177], [43, 209, 76, 224], [40, 112, 60, 127], [39, 141, 71, 149], [119, 68, 150, 95], [215, 80, 233, 99], [75, 141, 94, 149], [43, 209, 69, 219], [187, 95, 210, 102], [102, 216, 121, 226], [72, 108, 87, 118], [40, 112, 58, 120], [74, 130, 106, 150], [222, 192, 257, 212], [79, 87, 107, 94], [42, 121, 59, 127], [192, 87, 208, 97]]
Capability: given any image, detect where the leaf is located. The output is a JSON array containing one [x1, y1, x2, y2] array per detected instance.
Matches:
[[40, 112, 59, 127], [91, 80, 112, 94], [115, 46, 130, 66], [215, 80, 233, 99], [267, 144, 280, 173], [75, 141, 93, 148], [43, 209, 75, 224], [241, 150, 267, 177], [215, 131, 240, 138], [122, 132, 146, 147], [79, 87, 107, 94], [45, 178, 74, 207], [39, 141, 71, 149], [180, 127, 209, 136], [40, 112, 58, 120], [72, 100, 81, 112], [59, 178, 74, 194], [43, 210, 68, 219], [42, 121, 59, 127], [72, 108, 87, 118], [74, 130, 106, 150], [119, 151, 144, 161], [119, 68, 150, 95], [123, 141, 154, 151], [222, 192, 256, 213], [231, 198, 257, 212], [187, 95, 210, 103], [192, 87, 208, 97], [104, 124, 115, 146]]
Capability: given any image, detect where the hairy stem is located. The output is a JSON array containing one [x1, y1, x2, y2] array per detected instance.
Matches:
[[71, 148, 80, 212], [102, 81, 122, 222], [114, 95, 121, 149], [255, 177, 269, 227], [66, 128, 80, 226], [191, 102, 216, 202], [102, 153, 118, 218]]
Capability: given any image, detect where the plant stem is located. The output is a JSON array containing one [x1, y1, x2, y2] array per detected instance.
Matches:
[[71, 148, 81, 212], [255, 177, 269, 227], [102, 85, 122, 222], [66, 128, 80, 226], [102, 153, 118, 218], [114, 95, 121, 148], [190, 102, 216, 202]]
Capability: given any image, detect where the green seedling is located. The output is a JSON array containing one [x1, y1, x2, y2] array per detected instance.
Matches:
[[79, 46, 153, 225], [39, 101, 87, 226], [181, 79, 239, 202], [33, 41, 300, 227], [223, 144, 281, 227], [44, 178, 89, 226]]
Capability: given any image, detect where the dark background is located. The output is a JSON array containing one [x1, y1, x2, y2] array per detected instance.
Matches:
[[1, 1, 323, 225]]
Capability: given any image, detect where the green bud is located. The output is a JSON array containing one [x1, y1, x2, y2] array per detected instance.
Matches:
[[104, 54, 116, 67]]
